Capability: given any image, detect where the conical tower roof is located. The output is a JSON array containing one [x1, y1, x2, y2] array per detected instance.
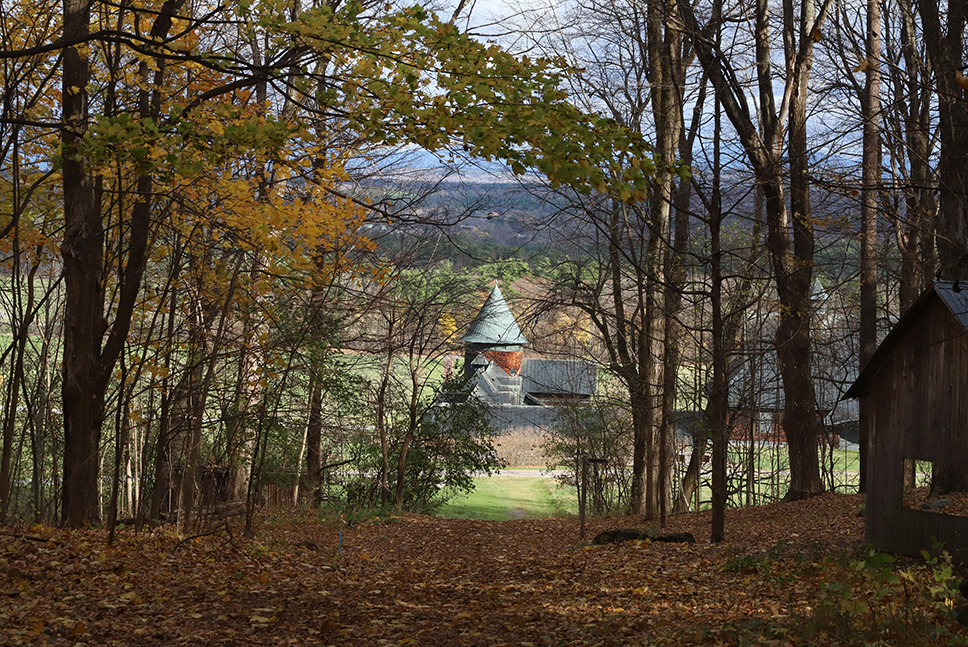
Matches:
[[462, 285, 528, 347]]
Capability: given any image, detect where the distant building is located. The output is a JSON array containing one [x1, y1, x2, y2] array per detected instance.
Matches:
[[462, 285, 596, 431], [723, 278, 859, 448], [462, 284, 528, 385]]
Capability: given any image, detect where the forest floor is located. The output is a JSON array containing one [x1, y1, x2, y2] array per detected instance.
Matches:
[[3, 492, 968, 646]]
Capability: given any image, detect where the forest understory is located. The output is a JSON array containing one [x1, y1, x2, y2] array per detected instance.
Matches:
[[2, 492, 967, 646]]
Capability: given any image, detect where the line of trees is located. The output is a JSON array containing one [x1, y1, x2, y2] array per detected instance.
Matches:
[[0, 0, 667, 529], [483, 0, 968, 539], [1, 0, 966, 539]]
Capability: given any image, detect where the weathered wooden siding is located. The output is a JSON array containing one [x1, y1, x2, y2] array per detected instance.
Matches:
[[866, 297, 968, 562]]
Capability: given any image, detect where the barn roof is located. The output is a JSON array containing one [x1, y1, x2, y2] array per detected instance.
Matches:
[[845, 281, 968, 398], [728, 352, 858, 423], [461, 285, 528, 347], [522, 359, 597, 397], [487, 404, 563, 432]]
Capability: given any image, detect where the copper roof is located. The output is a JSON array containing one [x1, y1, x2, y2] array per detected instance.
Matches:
[[461, 285, 528, 347]]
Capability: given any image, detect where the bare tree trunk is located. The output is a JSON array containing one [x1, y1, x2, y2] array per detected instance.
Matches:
[[642, 0, 688, 522], [895, 0, 934, 311], [148, 281, 180, 521], [176, 253, 243, 533], [918, 0, 968, 493], [0, 250, 37, 523], [305, 378, 324, 506], [108, 361, 130, 544], [174, 358, 202, 534], [60, 0, 182, 527], [674, 182, 766, 514], [60, 0, 104, 528], [778, 0, 823, 502], [679, 0, 830, 502], [376, 346, 394, 507], [394, 422, 417, 510], [661, 173, 692, 524], [710, 89, 727, 543], [898, 0, 939, 301], [919, 0, 968, 279], [394, 364, 425, 511], [643, 238, 664, 521], [224, 293, 261, 504], [931, 465, 968, 497], [617, 200, 651, 516], [25, 306, 55, 524], [661, 58, 706, 524], [858, 0, 881, 494]]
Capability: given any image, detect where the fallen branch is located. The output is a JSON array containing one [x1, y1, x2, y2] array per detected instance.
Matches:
[[171, 520, 233, 555], [592, 529, 696, 545], [0, 532, 65, 546]]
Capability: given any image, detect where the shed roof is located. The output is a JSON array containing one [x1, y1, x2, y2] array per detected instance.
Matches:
[[845, 281, 968, 398], [461, 285, 528, 347]]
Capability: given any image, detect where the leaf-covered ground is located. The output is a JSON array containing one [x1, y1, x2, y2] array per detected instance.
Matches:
[[3, 493, 967, 646]]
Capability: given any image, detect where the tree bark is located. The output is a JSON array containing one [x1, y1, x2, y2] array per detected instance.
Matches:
[[710, 86, 726, 542], [919, 0, 968, 280], [305, 378, 324, 506], [858, 0, 881, 494], [60, 0, 104, 527], [616, 200, 652, 515], [918, 0, 968, 493], [895, 0, 934, 309], [60, 0, 183, 527], [641, 0, 684, 521], [176, 252, 243, 533], [394, 371, 422, 511], [0, 241, 38, 523], [931, 464, 968, 497]]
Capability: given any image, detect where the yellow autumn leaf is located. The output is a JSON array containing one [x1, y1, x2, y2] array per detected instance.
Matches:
[[957, 70, 968, 91]]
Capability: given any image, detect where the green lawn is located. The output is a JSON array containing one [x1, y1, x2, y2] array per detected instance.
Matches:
[[440, 445, 862, 519], [438, 475, 578, 521]]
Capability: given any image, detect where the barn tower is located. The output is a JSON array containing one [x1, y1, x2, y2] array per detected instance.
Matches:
[[462, 284, 527, 379]]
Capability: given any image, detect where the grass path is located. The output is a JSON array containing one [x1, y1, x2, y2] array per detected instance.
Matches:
[[438, 473, 577, 520]]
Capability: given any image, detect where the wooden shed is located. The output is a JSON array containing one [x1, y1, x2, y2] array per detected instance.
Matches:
[[846, 281, 968, 562]]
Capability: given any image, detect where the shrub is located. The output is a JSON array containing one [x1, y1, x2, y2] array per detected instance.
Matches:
[[495, 427, 549, 467], [542, 402, 632, 514]]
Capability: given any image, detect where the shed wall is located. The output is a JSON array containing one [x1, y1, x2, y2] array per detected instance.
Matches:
[[866, 297, 968, 561]]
